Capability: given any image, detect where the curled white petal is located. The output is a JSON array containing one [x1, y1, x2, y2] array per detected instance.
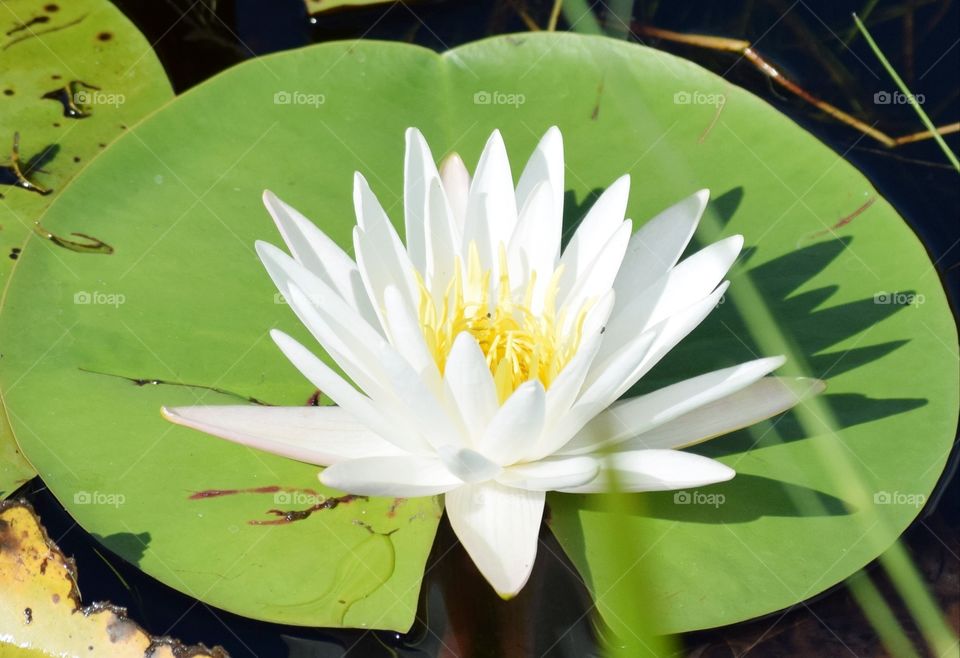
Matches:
[[497, 456, 599, 491], [556, 449, 735, 494], [262, 190, 378, 327], [560, 355, 787, 455], [162, 405, 403, 465], [481, 380, 545, 465], [439, 152, 470, 231], [444, 332, 499, 444], [613, 188, 708, 299], [616, 376, 826, 451], [321, 456, 462, 497], [463, 130, 518, 270]]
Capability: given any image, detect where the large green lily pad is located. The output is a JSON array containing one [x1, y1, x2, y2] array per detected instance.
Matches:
[[0, 34, 955, 633], [0, 414, 30, 498], [0, 0, 173, 497]]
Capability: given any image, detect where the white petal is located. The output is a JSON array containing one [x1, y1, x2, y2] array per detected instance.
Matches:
[[404, 128, 441, 273], [279, 290, 458, 458], [538, 326, 658, 457], [541, 333, 603, 432], [271, 330, 430, 454], [425, 178, 460, 300], [382, 284, 442, 392], [320, 456, 462, 497], [614, 189, 708, 297], [507, 181, 558, 302], [445, 482, 545, 598], [616, 376, 826, 451], [557, 174, 630, 300], [583, 281, 731, 408], [558, 219, 632, 329], [258, 242, 386, 382], [559, 355, 786, 455], [582, 287, 617, 338], [376, 342, 468, 451], [282, 282, 385, 396], [515, 126, 563, 246], [461, 193, 495, 272], [480, 380, 545, 465], [579, 325, 660, 410], [353, 172, 420, 322], [529, 293, 615, 460], [256, 240, 373, 334], [464, 130, 518, 259], [556, 449, 734, 493], [600, 235, 742, 362], [162, 404, 404, 465], [262, 191, 377, 326], [550, 284, 729, 456], [440, 152, 470, 231], [646, 234, 742, 326], [497, 456, 599, 491], [437, 446, 502, 483], [444, 333, 499, 444]]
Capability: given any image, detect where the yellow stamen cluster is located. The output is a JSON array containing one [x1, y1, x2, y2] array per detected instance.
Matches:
[[418, 244, 589, 403]]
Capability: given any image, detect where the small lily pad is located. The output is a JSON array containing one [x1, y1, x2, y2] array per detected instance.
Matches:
[[0, 34, 954, 634]]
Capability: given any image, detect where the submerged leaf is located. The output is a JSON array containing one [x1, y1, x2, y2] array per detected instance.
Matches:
[[0, 500, 227, 657]]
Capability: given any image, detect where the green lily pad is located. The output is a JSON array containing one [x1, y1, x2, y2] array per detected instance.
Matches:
[[0, 0, 173, 497], [0, 34, 955, 634], [0, 413, 31, 498]]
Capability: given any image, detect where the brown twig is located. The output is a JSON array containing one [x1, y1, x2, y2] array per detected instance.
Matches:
[[632, 23, 958, 149]]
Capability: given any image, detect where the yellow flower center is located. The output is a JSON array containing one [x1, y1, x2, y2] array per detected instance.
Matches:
[[418, 243, 590, 403]]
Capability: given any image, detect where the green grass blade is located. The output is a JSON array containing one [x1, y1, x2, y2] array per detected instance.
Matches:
[[846, 571, 921, 658], [561, 0, 604, 35], [853, 13, 960, 172]]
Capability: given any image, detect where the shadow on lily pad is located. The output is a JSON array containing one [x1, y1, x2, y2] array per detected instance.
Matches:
[[557, 473, 849, 524], [91, 531, 152, 567], [697, 392, 927, 459]]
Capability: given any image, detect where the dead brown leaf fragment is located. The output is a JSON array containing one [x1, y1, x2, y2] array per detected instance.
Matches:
[[0, 499, 229, 658]]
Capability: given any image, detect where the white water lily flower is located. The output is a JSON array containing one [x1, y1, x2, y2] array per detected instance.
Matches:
[[163, 127, 822, 598]]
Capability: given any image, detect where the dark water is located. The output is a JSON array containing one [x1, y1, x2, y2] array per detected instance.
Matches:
[[13, 1, 959, 656]]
